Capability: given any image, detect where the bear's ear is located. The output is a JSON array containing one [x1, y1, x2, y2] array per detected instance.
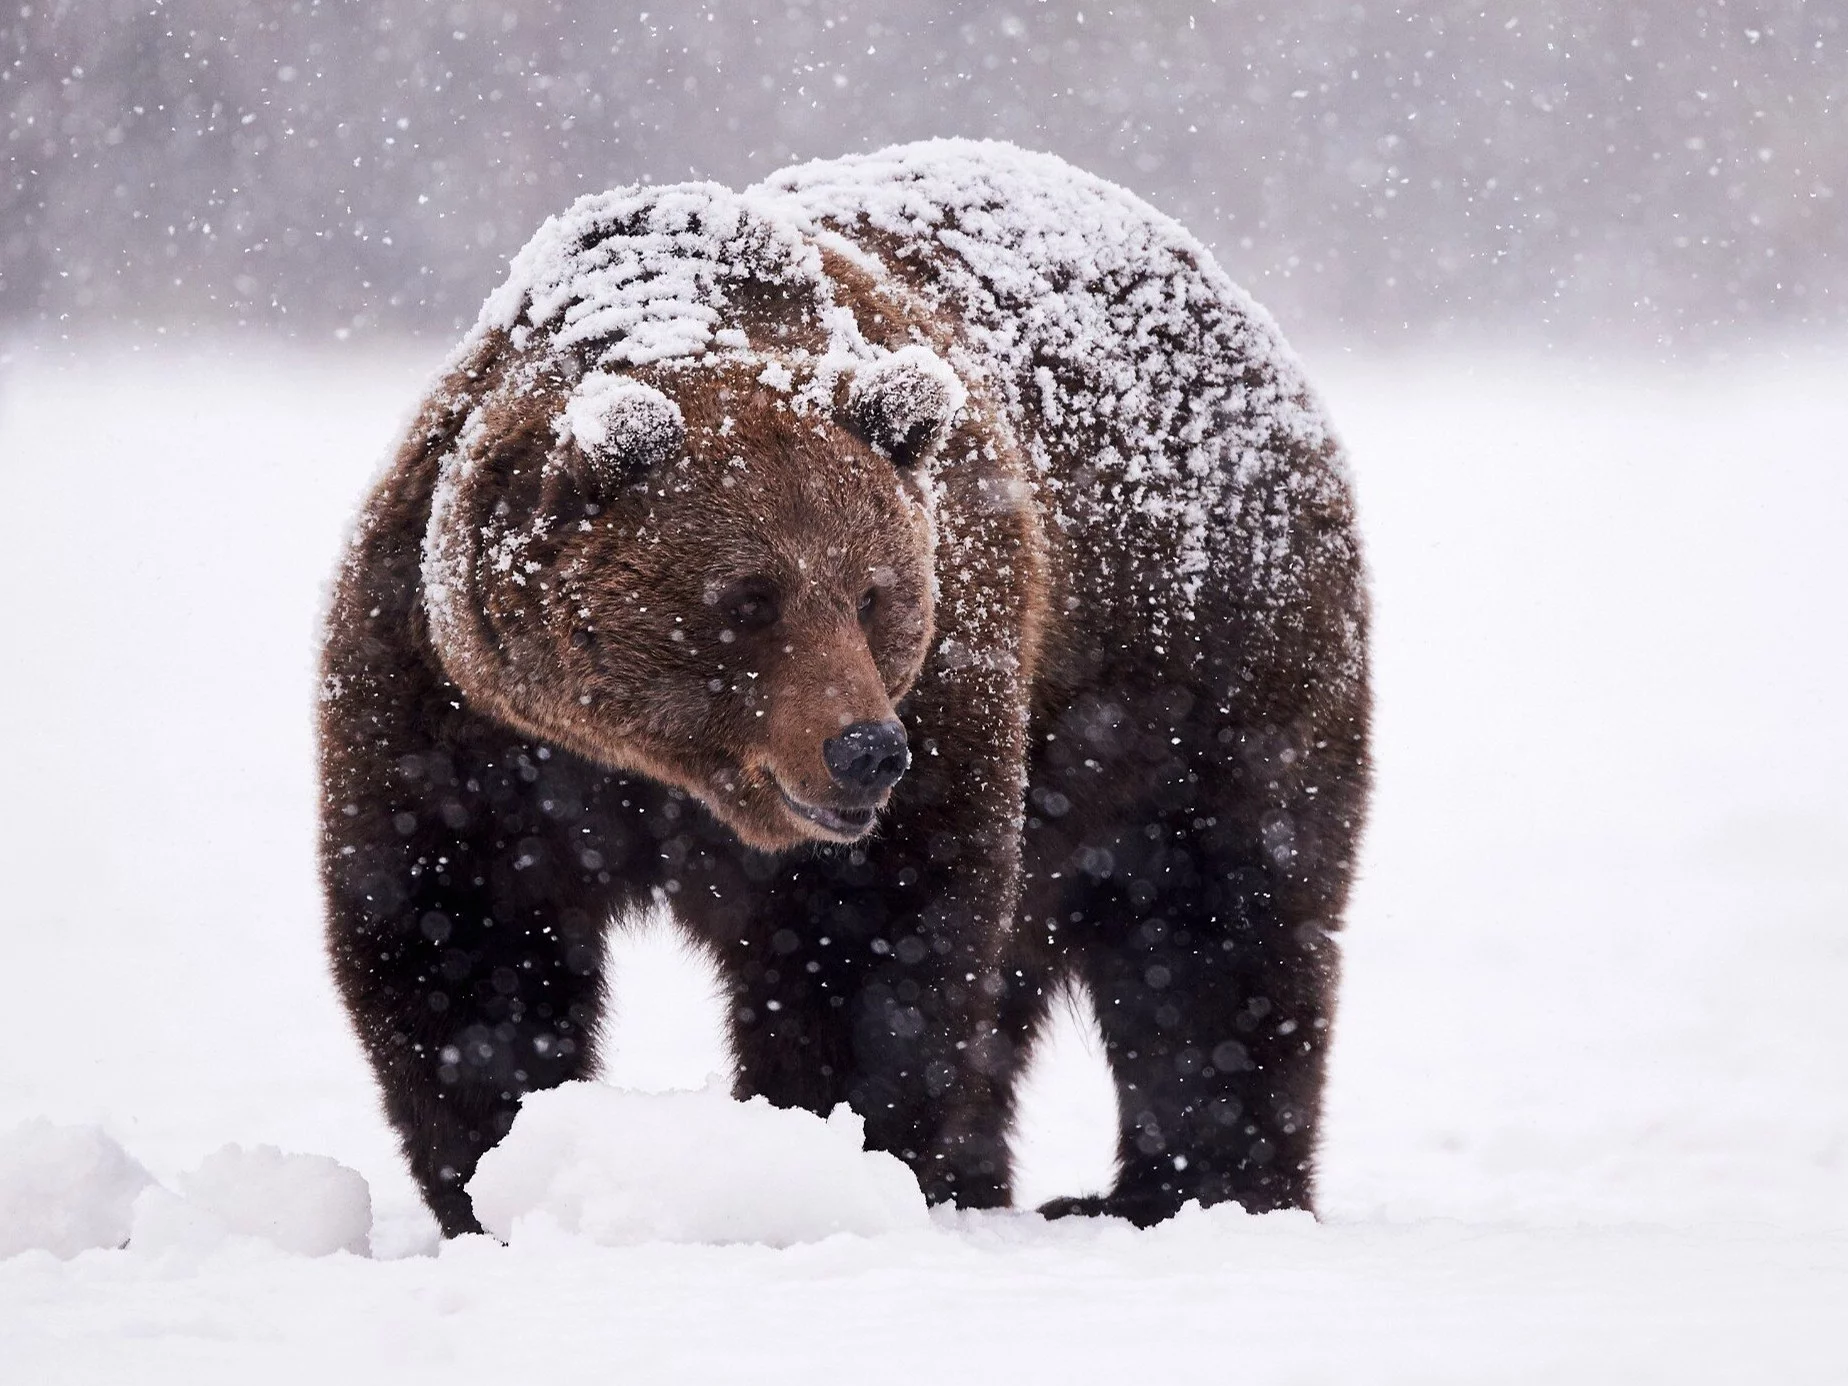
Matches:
[[556, 372, 685, 483], [849, 345, 965, 467]]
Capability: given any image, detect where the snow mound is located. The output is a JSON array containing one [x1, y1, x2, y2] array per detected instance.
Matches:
[[133, 1144, 372, 1258], [0, 1120, 154, 1260], [469, 1081, 930, 1247]]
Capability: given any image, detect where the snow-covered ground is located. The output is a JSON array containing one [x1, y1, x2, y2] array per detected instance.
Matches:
[[1, 340, 1844, 1382]]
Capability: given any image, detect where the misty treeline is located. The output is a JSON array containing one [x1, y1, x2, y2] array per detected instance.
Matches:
[[4, 0, 1841, 347]]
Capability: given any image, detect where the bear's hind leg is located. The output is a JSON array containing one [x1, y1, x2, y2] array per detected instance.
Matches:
[[1044, 820, 1338, 1226]]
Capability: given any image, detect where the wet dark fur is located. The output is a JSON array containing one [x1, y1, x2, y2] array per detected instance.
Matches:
[[321, 181, 1368, 1236]]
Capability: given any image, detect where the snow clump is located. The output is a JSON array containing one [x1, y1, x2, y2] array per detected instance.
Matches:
[[0, 1120, 154, 1260], [469, 1081, 930, 1247], [131, 1144, 373, 1258]]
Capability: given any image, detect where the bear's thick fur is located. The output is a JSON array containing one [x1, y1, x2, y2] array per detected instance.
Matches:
[[320, 140, 1369, 1237]]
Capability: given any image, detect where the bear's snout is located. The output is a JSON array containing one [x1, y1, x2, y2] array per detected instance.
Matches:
[[822, 719, 911, 798]]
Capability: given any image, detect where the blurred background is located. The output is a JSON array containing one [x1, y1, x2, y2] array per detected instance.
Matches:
[[5, 0, 1843, 353]]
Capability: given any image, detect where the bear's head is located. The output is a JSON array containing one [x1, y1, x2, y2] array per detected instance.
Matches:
[[421, 186, 966, 850]]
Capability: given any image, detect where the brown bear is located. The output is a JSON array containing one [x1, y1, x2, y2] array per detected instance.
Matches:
[[319, 139, 1369, 1238]]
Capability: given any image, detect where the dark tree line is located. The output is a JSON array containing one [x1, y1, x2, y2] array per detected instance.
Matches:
[[4, 0, 1842, 346]]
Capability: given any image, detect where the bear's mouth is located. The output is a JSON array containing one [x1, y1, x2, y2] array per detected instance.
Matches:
[[775, 786, 879, 840]]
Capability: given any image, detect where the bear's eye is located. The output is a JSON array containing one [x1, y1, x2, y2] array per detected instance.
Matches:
[[717, 578, 781, 632], [858, 589, 877, 624]]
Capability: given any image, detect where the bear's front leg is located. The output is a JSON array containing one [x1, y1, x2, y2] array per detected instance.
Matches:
[[322, 740, 631, 1237], [843, 868, 1017, 1210], [335, 889, 607, 1236], [695, 837, 1015, 1210], [693, 733, 1025, 1211]]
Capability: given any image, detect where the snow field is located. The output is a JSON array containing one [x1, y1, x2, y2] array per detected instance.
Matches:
[[0, 340, 1845, 1381]]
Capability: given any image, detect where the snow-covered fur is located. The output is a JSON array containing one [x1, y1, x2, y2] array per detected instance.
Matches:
[[319, 139, 1369, 1236]]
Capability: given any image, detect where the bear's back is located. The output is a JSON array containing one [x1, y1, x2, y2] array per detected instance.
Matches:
[[759, 139, 1364, 697]]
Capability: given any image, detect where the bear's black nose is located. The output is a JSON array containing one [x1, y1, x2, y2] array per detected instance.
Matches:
[[823, 720, 911, 795]]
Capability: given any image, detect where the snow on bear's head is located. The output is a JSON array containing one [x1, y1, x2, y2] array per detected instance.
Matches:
[[421, 187, 972, 851]]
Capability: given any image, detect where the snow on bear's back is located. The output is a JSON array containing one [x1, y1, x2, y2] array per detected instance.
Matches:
[[756, 139, 1327, 449], [758, 138, 1349, 633]]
